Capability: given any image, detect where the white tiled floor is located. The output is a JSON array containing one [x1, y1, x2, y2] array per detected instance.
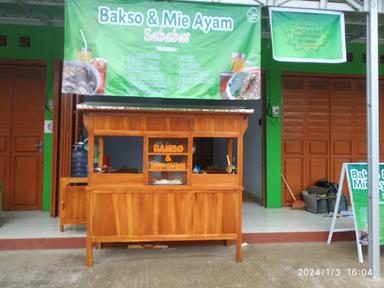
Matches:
[[242, 202, 354, 233], [0, 211, 85, 239], [0, 201, 355, 239]]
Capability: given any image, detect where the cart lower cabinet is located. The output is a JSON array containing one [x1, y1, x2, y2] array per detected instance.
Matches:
[[86, 188, 242, 265], [78, 103, 253, 266]]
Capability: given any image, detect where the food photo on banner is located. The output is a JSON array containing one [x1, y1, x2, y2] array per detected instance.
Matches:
[[62, 0, 261, 100]]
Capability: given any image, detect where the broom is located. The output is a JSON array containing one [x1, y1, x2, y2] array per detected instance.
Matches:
[[280, 173, 306, 209]]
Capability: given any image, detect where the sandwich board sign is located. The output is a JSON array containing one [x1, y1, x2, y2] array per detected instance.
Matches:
[[327, 163, 384, 263]]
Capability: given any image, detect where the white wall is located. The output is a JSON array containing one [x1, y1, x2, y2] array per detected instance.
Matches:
[[242, 100, 262, 201]]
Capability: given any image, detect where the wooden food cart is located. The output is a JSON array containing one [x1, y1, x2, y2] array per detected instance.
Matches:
[[79, 102, 253, 266]]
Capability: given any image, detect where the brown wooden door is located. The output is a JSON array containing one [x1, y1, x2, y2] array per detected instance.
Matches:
[[379, 81, 384, 162], [329, 79, 354, 184], [281, 77, 305, 205], [0, 63, 45, 210], [282, 75, 384, 206], [281, 77, 330, 205], [330, 79, 384, 181], [0, 66, 12, 209]]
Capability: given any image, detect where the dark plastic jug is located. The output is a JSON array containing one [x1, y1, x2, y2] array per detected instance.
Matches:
[[71, 142, 88, 177]]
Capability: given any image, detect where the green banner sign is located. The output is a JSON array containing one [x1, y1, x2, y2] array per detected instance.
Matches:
[[62, 0, 261, 99], [346, 163, 384, 245], [269, 8, 346, 63]]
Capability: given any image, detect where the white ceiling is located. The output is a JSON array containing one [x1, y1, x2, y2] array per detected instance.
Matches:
[[0, 0, 383, 42]]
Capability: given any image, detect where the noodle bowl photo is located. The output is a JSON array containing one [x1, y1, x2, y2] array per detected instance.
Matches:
[[62, 60, 100, 95]]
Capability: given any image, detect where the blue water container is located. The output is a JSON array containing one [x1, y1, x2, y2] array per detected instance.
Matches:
[[71, 142, 88, 177]]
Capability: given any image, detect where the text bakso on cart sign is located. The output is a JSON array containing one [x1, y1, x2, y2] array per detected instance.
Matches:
[[62, 0, 261, 100]]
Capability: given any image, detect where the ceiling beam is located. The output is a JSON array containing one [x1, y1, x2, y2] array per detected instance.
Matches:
[[13, 0, 52, 26], [344, 0, 364, 11], [24, 0, 63, 6], [0, 15, 62, 26], [2, 0, 380, 12], [0, 0, 382, 27], [182, 0, 380, 12], [0, 0, 63, 7], [319, 0, 328, 9], [346, 28, 366, 41], [260, 13, 369, 26], [271, 0, 361, 11]]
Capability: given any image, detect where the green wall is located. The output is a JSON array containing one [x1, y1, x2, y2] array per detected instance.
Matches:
[[262, 39, 384, 208], [1, 24, 382, 210], [0, 24, 64, 211]]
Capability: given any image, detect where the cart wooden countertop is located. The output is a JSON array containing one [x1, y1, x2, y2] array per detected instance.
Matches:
[[77, 102, 254, 115]]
